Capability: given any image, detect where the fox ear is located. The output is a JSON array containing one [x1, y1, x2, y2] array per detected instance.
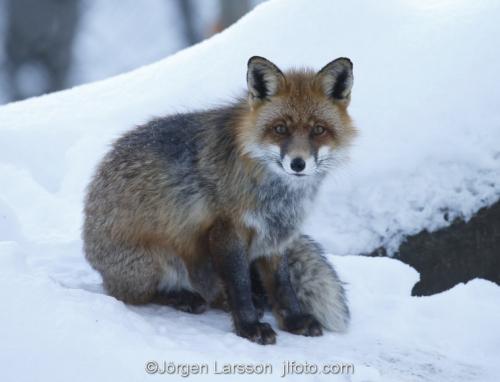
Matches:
[[317, 57, 353, 102], [247, 56, 284, 103]]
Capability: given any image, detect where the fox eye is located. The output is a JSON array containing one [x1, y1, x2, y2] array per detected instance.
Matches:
[[312, 125, 326, 136], [273, 124, 288, 135]]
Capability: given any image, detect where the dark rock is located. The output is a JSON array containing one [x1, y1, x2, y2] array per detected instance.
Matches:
[[367, 200, 500, 296]]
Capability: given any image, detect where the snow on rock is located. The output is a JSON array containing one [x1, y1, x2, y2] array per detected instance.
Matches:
[[0, 0, 499, 381]]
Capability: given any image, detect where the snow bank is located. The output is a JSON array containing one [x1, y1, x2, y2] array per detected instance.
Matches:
[[0, 0, 499, 381]]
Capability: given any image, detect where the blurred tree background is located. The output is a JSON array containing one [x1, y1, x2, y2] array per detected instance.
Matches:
[[0, 0, 256, 104]]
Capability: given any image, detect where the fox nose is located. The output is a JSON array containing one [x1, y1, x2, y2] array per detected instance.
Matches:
[[290, 157, 306, 172]]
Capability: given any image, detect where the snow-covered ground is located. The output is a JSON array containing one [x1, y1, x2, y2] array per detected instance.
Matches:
[[0, 0, 499, 381], [2, 245, 499, 382]]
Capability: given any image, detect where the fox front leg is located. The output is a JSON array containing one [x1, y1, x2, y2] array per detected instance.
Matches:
[[208, 219, 277, 345], [256, 254, 323, 337]]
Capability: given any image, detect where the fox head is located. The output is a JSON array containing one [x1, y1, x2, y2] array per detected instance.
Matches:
[[238, 56, 356, 179]]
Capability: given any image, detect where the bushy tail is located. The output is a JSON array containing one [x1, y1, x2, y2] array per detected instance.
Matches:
[[287, 235, 350, 332]]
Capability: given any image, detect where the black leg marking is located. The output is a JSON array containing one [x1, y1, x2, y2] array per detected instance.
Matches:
[[208, 219, 277, 345], [257, 254, 323, 337], [251, 263, 269, 320]]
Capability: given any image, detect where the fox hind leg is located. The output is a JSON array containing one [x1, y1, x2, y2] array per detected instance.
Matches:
[[152, 289, 208, 314], [154, 253, 208, 314], [87, 241, 208, 313], [89, 243, 163, 305]]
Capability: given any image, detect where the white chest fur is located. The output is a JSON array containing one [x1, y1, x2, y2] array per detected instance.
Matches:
[[242, 175, 318, 258]]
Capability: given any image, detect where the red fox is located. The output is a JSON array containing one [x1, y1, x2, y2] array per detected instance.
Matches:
[[83, 56, 356, 344]]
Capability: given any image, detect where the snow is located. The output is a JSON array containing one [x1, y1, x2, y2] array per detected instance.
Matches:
[[0, 0, 499, 381], [1, 244, 499, 382]]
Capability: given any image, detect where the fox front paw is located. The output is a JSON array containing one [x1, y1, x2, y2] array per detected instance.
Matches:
[[282, 314, 323, 337], [235, 321, 277, 345]]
